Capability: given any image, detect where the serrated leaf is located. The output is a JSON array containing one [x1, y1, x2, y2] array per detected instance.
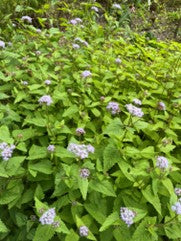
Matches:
[[85, 203, 106, 224], [78, 177, 89, 200], [33, 225, 55, 241], [100, 212, 119, 232], [65, 229, 79, 241], [63, 105, 78, 118], [27, 145, 47, 160], [103, 142, 121, 171], [103, 118, 123, 137], [165, 222, 181, 239], [0, 219, 9, 233], [142, 185, 161, 215], [29, 159, 52, 174], [89, 180, 116, 197]]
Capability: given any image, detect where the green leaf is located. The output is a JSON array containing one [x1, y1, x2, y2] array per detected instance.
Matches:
[[89, 180, 116, 197], [132, 217, 158, 241], [99, 212, 119, 232], [0, 219, 9, 233], [165, 222, 181, 239], [65, 229, 79, 241], [63, 105, 79, 118], [12, 128, 35, 141], [25, 117, 46, 127], [113, 225, 132, 241], [14, 91, 27, 103], [78, 177, 89, 200], [103, 118, 123, 137], [28, 145, 47, 160], [103, 142, 121, 171], [0, 125, 12, 142], [85, 203, 106, 224], [29, 159, 53, 175], [142, 185, 161, 215], [33, 225, 55, 241]]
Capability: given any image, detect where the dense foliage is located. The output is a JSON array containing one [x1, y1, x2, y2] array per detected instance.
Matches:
[[0, 1, 181, 240]]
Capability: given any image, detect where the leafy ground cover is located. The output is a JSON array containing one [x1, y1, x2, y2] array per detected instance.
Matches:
[[0, 1, 181, 241]]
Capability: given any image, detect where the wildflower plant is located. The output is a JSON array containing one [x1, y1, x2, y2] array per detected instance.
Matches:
[[0, 1, 180, 241]]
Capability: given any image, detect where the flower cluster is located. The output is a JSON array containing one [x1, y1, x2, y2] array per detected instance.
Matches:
[[36, 28, 41, 33], [22, 81, 28, 86], [0, 142, 15, 161], [38, 95, 53, 106], [79, 226, 89, 237], [120, 207, 136, 227], [81, 70, 92, 78], [47, 145, 55, 153], [91, 6, 99, 12], [72, 43, 80, 49], [67, 143, 94, 159], [175, 188, 181, 196], [69, 18, 82, 25], [74, 37, 88, 47], [115, 58, 121, 64], [44, 80, 51, 85], [0, 40, 5, 48], [158, 101, 166, 111], [39, 208, 56, 225], [76, 128, 86, 135], [171, 199, 181, 215], [112, 3, 121, 10], [125, 104, 144, 117], [21, 16, 32, 23], [80, 168, 90, 178], [156, 156, 169, 170], [106, 102, 120, 115], [133, 98, 142, 105]]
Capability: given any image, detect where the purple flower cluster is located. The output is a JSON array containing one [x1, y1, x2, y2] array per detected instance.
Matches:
[[0, 40, 5, 48], [39, 208, 56, 225], [120, 207, 136, 227], [80, 168, 90, 178], [79, 226, 89, 237], [115, 58, 121, 64], [47, 145, 55, 153], [81, 70, 92, 78], [72, 43, 80, 49], [158, 101, 166, 111], [113, 3, 121, 10], [106, 102, 120, 115], [38, 95, 53, 106], [0, 142, 15, 161], [67, 143, 94, 159], [21, 16, 32, 23], [44, 80, 51, 85], [133, 98, 142, 105], [125, 104, 144, 117], [91, 6, 99, 12], [22, 81, 28, 86], [175, 188, 181, 196], [171, 199, 181, 215], [69, 18, 82, 25], [156, 156, 169, 170], [75, 37, 88, 47], [76, 128, 86, 135]]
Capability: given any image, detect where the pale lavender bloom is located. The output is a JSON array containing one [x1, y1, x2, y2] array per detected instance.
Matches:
[[113, 3, 121, 10], [36, 29, 41, 33], [115, 58, 121, 64], [8, 42, 12, 46], [22, 81, 28, 85], [75, 37, 83, 42], [106, 101, 120, 115], [158, 101, 166, 111], [80, 168, 90, 178], [47, 145, 55, 152], [125, 104, 144, 117], [74, 38, 88, 47], [91, 6, 99, 12], [100, 96, 105, 101], [72, 43, 80, 49], [39, 208, 56, 225], [67, 143, 94, 159], [52, 221, 60, 228], [75, 18, 82, 23], [172, 199, 181, 215], [82, 40, 89, 47], [87, 144, 95, 153], [0, 40, 5, 48], [81, 70, 92, 78], [21, 16, 32, 23], [175, 188, 181, 196], [36, 50, 41, 56], [120, 207, 136, 227], [76, 128, 86, 135], [44, 80, 51, 85], [79, 226, 89, 237], [133, 98, 142, 105], [156, 156, 169, 169], [69, 18, 82, 25], [38, 95, 53, 106], [0, 143, 15, 161]]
